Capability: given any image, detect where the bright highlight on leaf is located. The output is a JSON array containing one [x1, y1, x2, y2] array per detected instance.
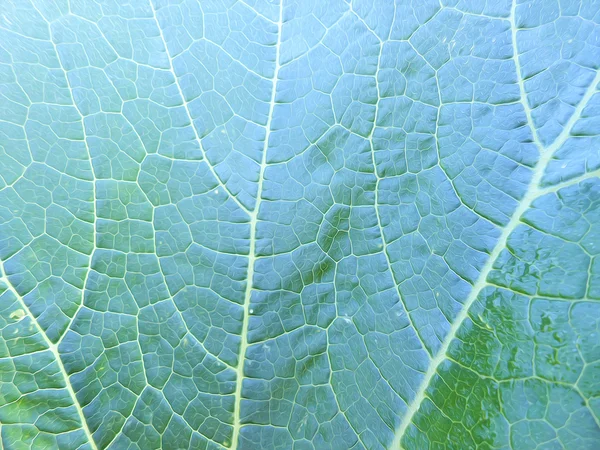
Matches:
[[0, 0, 599, 449]]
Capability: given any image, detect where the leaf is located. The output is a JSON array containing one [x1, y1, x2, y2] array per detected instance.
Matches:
[[0, 0, 599, 449]]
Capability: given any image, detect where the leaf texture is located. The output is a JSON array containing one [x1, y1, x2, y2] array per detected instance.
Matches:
[[0, 0, 599, 449]]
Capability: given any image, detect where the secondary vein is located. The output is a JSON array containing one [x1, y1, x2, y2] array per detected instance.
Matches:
[[390, 2, 600, 446], [0, 265, 98, 450], [231, 2, 284, 448], [148, 0, 251, 216]]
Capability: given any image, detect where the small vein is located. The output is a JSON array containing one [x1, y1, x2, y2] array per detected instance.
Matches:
[[365, 29, 431, 357]]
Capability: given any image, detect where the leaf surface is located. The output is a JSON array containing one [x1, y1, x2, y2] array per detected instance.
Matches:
[[0, 0, 599, 449]]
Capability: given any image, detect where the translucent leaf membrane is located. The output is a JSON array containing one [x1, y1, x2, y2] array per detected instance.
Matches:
[[0, 0, 599, 449]]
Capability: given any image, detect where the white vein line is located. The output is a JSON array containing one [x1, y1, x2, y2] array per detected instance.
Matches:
[[509, 9, 544, 149], [230, 0, 283, 447], [390, 1, 600, 445], [356, 6, 432, 357], [0, 266, 98, 450], [41, 30, 97, 349], [24, 4, 98, 448], [537, 167, 600, 196], [153, 279, 237, 371], [325, 261, 365, 444], [27, 2, 97, 341], [236, 0, 275, 24], [148, 1, 251, 216]]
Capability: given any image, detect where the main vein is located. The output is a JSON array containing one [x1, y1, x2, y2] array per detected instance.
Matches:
[[0, 266, 98, 449], [391, 3, 600, 447], [231, 2, 284, 448]]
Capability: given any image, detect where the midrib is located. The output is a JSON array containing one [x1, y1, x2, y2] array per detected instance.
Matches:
[[231, 2, 284, 449], [390, 8, 600, 446]]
